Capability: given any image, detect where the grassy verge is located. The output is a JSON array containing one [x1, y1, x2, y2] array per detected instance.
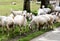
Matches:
[[18, 23, 60, 41], [18, 30, 49, 41], [54, 22, 60, 27], [0, 23, 60, 41]]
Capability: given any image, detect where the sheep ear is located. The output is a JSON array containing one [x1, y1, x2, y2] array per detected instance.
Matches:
[[23, 14, 25, 17], [56, 12, 59, 16], [11, 11, 16, 16], [53, 12, 56, 15], [51, 12, 55, 15]]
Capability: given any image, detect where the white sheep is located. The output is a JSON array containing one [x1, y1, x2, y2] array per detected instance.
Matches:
[[50, 12, 60, 23], [9, 13, 15, 18], [11, 10, 27, 16], [0, 16, 6, 27], [43, 8, 51, 14], [0, 14, 14, 36], [54, 6, 60, 12], [26, 13, 33, 20], [11, 10, 23, 16], [11, 1, 16, 5], [52, 5, 60, 12], [38, 8, 46, 15], [39, 15, 54, 29], [13, 15, 27, 35], [13, 15, 27, 29], [29, 15, 51, 31], [2, 16, 14, 29], [29, 14, 35, 20], [29, 13, 58, 31], [42, 5, 51, 13]]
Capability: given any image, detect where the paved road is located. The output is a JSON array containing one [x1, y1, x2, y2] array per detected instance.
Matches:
[[30, 27, 60, 41]]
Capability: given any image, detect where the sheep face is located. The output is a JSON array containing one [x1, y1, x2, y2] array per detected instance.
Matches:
[[29, 21, 37, 31], [9, 14, 15, 19], [28, 13, 33, 20], [52, 12, 60, 23]]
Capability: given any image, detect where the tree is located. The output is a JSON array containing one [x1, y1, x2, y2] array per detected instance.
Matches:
[[23, 0, 31, 12], [40, 0, 49, 8], [59, 0, 60, 6], [37, 0, 41, 2]]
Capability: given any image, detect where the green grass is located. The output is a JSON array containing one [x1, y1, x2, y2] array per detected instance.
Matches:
[[0, 0, 40, 16], [18, 30, 49, 41], [0, 0, 24, 16], [54, 22, 60, 27]]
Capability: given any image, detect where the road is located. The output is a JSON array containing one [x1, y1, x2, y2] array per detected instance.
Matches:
[[30, 27, 60, 41]]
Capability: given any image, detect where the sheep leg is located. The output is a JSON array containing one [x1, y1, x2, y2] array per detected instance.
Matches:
[[38, 23, 42, 31], [6, 24, 10, 36], [39, 25, 43, 30], [42, 23, 47, 30], [6, 24, 10, 30], [2, 26, 4, 34], [12, 24, 14, 31], [48, 21, 53, 30], [46, 22, 50, 29], [48, 21, 53, 29], [37, 23, 39, 31], [19, 25, 22, 35], [34, 23, 37, 31]]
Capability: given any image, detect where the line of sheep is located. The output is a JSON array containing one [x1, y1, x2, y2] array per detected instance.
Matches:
[[0, 5, 60, 36]]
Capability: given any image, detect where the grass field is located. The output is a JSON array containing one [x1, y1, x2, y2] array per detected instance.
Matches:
[[0, 0, 40, 16], [0, 0, 23, 15]]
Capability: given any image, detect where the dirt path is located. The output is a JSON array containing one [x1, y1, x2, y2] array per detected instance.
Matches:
[[30, 27, 60, 41]]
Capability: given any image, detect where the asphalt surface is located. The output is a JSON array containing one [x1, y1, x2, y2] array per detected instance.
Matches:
[[30, 27, 60, 41]]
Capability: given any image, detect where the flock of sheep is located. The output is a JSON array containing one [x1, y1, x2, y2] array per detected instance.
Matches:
[[0, 5, 60, 36]]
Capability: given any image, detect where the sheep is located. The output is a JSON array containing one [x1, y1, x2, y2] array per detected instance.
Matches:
[[29, 11, 60, 31], [14, 15, 27, 26], [54, 12, 60, 23], [11, 10, 27, 16], [38, 8, 46, 15], [52, 5, 60, 12], [23, 10, 27, 16], [26, 13, 33, 20], [39, 15, 54, 29], [54, 6, 60, 12], [43, 8, 51, 14], [0, 14, 14, 36], [29, 15, 51, 31], [2, 16, 14, 29], [42, 5, 51, 14], [37, 8, 51, 15], [29, 13, 59, 31], [50, 12, 60, 23], [0, 16, 6, 27], [11, 1, 16, 5], [43, 13, 60, 29], [9, 13, 15, 19], [13, 15, 27, 32], [29, 14, 35, 20], [38, 11, 60, 23], [38, 5, 51, 15], [11, 10, 23, 16]]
